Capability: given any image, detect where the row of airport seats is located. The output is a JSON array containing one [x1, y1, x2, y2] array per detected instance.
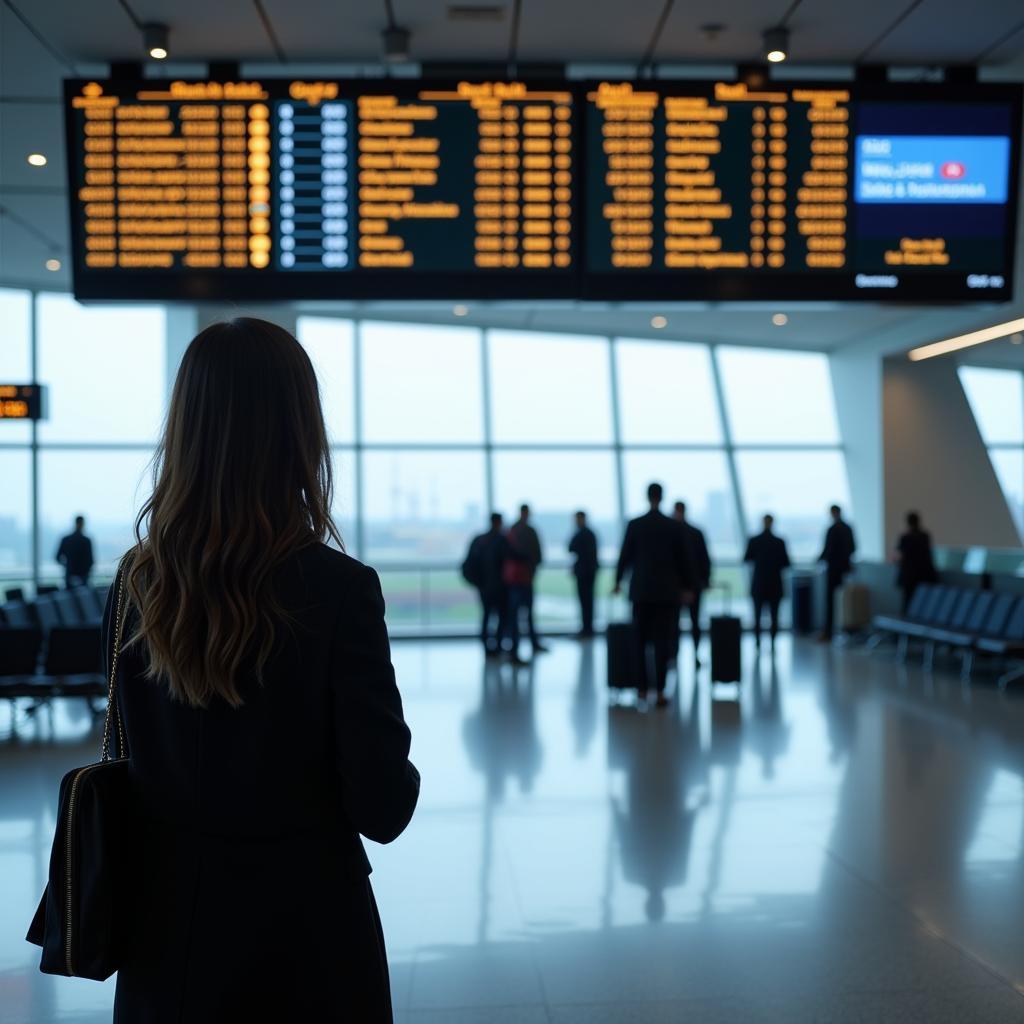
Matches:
[[0, 584, 110, 709], [870, 583, 1024, 688]]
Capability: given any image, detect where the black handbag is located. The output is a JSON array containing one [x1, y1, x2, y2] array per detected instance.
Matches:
[[26, 560, 136, 981]]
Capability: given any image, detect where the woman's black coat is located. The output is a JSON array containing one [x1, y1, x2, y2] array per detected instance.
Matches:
[[105, 544, 420, 1023]]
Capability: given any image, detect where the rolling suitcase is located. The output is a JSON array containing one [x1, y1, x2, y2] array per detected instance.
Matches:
[[710, 615, 742, 684], [606, 621, 637, 690]]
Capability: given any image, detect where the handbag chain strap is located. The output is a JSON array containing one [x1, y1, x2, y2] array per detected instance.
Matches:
[[100, 557, 129, 763]]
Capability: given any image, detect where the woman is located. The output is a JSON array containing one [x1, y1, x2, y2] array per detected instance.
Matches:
[[109, 318, 419, 1022], [894, 510, 938, 613]]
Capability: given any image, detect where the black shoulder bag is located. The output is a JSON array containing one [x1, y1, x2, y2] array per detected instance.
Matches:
[[26, 559, 136, 981]]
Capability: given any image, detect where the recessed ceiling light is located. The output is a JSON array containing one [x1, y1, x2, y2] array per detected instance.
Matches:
[[143, 22, 170, 60], [1010, 333, 1024, 346], [651, 315, 667, 329], [772, 312, 788, 326], [45, 258, 61, 272], [27, 153, 47, 167], [452, 304, 468, 317]]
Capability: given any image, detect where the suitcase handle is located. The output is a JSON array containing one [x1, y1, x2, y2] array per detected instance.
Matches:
[[709, 581, 733, 615]]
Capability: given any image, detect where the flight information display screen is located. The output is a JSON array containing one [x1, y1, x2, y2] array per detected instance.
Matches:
[[583, 79, 1020, 301], [64, 76, 1020, 302], [65, 77, 576, 299]]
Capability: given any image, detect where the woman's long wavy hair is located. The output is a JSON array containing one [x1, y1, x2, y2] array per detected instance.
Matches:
[[127, 318, 342, 708]]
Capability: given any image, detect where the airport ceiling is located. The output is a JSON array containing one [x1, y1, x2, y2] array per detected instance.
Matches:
[[2, 0, 1024, 361]]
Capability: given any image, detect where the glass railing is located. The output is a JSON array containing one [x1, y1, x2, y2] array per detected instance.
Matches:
[[933, 545, 1024, 576], [3, 559, 809, 636]]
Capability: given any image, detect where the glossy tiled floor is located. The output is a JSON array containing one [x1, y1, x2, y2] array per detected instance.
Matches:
[[2, 635, 1024, 1023]]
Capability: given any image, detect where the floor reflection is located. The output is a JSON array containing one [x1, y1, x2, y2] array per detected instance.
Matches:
[[3, 636, 1024, 1023], [607, 690, 704, 921]]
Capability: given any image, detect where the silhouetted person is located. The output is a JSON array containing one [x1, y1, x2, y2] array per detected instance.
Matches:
[[818, 504, 856, 640], [895, 511, 937, 613], [503, 504, 547, 663], [614, 482, 693, 707], [744, 514, 791, 651], [672, 501, 712, 667], [568, 510, 599, 637], [55, 515, 94, 588], [88, 319, 419, 1021], [462, 513, 512, 658]]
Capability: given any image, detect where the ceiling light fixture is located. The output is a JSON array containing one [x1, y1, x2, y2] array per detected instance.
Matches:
[[1011, 333, 1024, 346], [908, 315, 1024, 361], [651, 315, 668, 329], [27, 153, 47, 167], [45, 258, 61, 272], [772, 312, 788, 326], [143, 22, 170, 60], [762, 26, 788, 63], [453, 304, 468, 316], [382, 24, 411, 63]]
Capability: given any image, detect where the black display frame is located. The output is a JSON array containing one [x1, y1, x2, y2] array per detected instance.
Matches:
[[64, 76, 1022, 303], [64, 76, 585, 302], [577, 77, 1022, 303]]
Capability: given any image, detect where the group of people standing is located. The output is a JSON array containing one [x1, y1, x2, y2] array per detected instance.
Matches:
[[461, 505, 550, 665], [463, 491, 939, 693]]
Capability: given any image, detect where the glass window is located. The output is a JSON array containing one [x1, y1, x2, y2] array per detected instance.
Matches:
[[360, 321, 483, 443], [614, 339, 722, 443], [734, 450, 850, 559], [958, 366, 1024, 445], [0, 288, 32, 443], [0, 449, 31, 572], [37, 293, 166, 443], [330, 448, 358, 556], [716, 347, 840, 444], [492, 450, 621, 560], [488, 330, 613, 443], [989, 448, 1024, 536], [39, 449, 154, 578], [621, 450, 740, 558], [361, 450, 486, 563], [297, 316, 356, 444]]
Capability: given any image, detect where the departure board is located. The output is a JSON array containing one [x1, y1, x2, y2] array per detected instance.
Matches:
[[583, 79, 1021, 301], [64, 76, 1020, 302], [65, 78, 577, 299]]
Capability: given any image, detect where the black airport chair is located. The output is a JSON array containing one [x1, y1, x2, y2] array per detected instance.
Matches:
[[4, 587, 25, 601], [32, 595, 62, 633], [959, 594, 1016, 679], [975, 599, 1024, 691], [0, 627, 45, 702], [37, 584, 58, 595], [53, 589, 86, 626], [44, 625, 103, 676], [871, 583, 935, 635], [72, 585, 104, 624], [887, 586, 959, 660], [930, 591, 994, 678], [0, 627, 43, 675], [1, 601, 33, 628], [921, 590, 979, 670]]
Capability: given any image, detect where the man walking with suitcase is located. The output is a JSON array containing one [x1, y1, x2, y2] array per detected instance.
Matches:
[[817, 504, 856, 641], [614, 483, 693, 708]]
